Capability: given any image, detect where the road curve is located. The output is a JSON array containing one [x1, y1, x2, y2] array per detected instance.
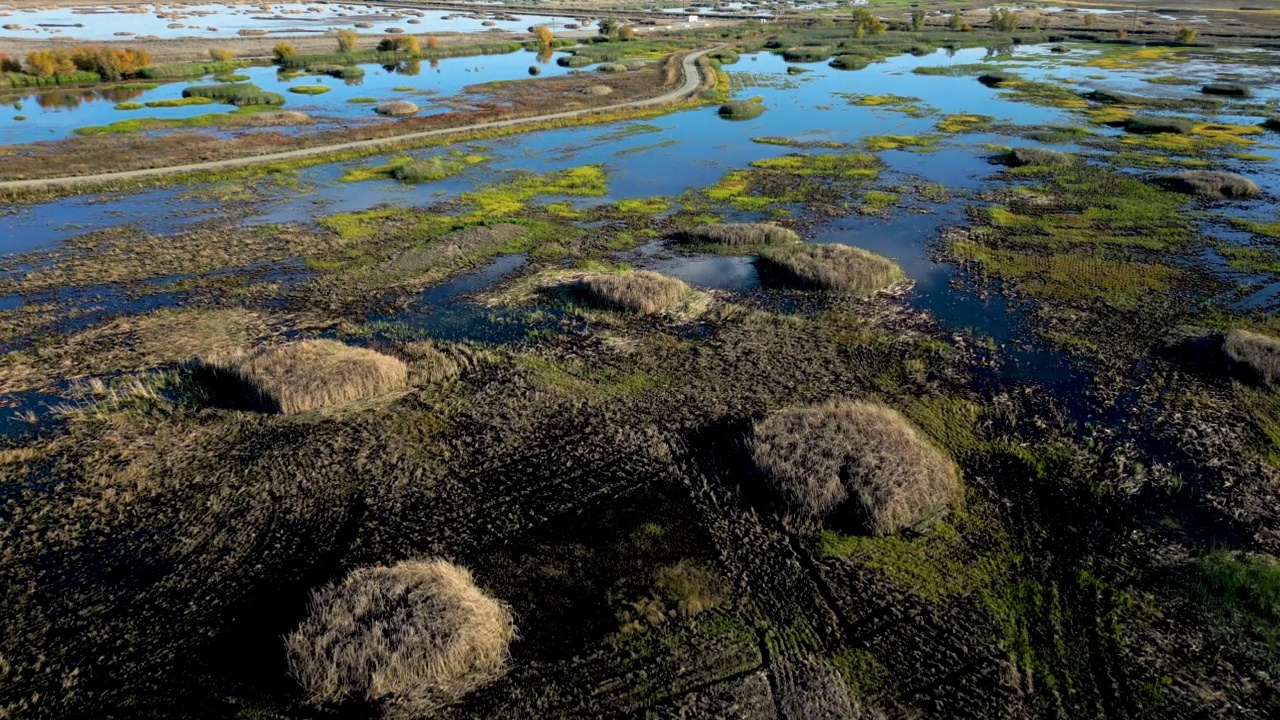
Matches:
[[0, 46, 721, 192]]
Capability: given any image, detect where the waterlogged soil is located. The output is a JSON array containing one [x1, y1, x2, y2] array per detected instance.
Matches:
[[3, 36, 1280, 720]]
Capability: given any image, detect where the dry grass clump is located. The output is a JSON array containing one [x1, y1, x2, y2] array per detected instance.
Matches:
[[376, 100, 419, 116], [576, 270, 691, 314], [286, 559, 515, 716], [381, 224, 526, 275], [1154, 171, 1260, 198], [1003, 147, 1073, 167], [674, 222, 800, 247], [1225, 328, 1280, 384], [751, 400, 961, 535], [757, 243, 904, 296], [200, 339, 408, 414]]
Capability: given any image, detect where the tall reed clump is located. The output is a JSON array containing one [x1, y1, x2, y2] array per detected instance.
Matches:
[[576, 270, 691, 314], [182, 82, 285, 106], [1225, 328, 1280, 384], [751, 400, 961, 535], [197, 339, 408, 414], [286, 560, 515, 715], [674, 223, 799, 247], [757, 243, 903, 295]]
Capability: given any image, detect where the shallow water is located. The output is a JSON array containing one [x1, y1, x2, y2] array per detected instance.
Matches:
[[1, 48, 577, 143], [0, 2, 536, 41]]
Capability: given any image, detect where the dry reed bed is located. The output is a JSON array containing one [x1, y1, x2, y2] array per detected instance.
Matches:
[[1153, 171, 1260, 198], [199, 339, 407, 414], [757, 243, 904, 296], [751, 400, 961, 535], [673, 223, 800, 247], [286, 559, 515, 715], [1225, 328, 1280, 384], [576, 270, 691, 315]]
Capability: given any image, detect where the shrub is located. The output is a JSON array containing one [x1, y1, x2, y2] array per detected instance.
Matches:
[[782, 46, 830, 63], [576, 270, 690, 314], [378, 35, 420, 54], [0, 52, 19, 73], [183, 83, 285, 106], [1177, 27, 1198, 43], [209, 48, 235, 62], [1201, 82, 1251, 98], [376, 100, 419, 116], [977, 71, 1015, 87], [718, 99, 765, 120], [274, 41, 297, 62], [757, 243, 903, 295], [1225, 329, 1280, 384], [1153, 171, 1259, 198], [752, 400, 961, 534], [289, 84, 331, 95], [619, 25, 637, 41], [709, 49, 739, 64], [597, 62, 627, 73], [675, 223, 799, 247], [335, 28, 359, 53], [286, 559, 515, 714], [948, 10, 964, 31], [1122, 114, 1194, 134], [198, 339, 408, 414], [991, 8, 1020, 32], [532, 25, 554, 47], [1002, 147, 1073, 167]]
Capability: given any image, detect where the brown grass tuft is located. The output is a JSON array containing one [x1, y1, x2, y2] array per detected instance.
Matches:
[[577, 270, 690, 314], [200, 339, 407, 414], [286, 559, 515, 715], [757, 243, 904, 296], [751, 400, 961, 535], [1154, 171, 1259, 198], [1225, 328, 1280, 385], [376, 100, 420, 117], [674, 223, 800, 247]]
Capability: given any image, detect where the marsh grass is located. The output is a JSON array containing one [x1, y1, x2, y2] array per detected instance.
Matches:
[[286, 560, 515, 714], [1002, 147, 1073, 167], [288, 84, 331, 95], [1122, 115, 1194, 134], [1201, 82, 1251, 98], [757, 243, 904, 295], [718, 98, 765, 120], [1153, 171, 1259, 198], [183, 82, 284, 106], [781, 46, 831, 63], [198, 339, 408, 414], [673, 223, 800, 248], [751, 400, 962, 535], [1225, 328, 1280, 384], [576, 270, 691, 315]]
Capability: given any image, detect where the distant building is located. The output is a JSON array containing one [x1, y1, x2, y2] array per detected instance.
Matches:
[[687, 15, 699, 23]]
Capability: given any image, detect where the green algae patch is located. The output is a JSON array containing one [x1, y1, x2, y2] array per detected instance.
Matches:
[[863, 135, 938, 152], [936, 113, 995, 134], [835, 92, 935, 118], [340, 152, 488, 184], [460, 165, 608, 220]]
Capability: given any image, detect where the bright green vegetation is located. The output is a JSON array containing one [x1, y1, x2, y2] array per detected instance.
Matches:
[[1144, 75, 1198, 86], [143, 96, 214, 108], [213, 74, 251, 83], [703, 152, 881, 213], [1, 69, 101, 88], [460, 165, 609, 220], [1229, 218, 1280, 240], [863, 135, 937, 152], [781, 46, 831, 63], [340, 152, 489, 184], [288, 85, 332, 95], [936, 113, 994, 133], [136, 60, 244, 80], [835, 93, 934, 118], [347, 97, 378, 104], [750, 137, 846, 149], [828, 54, 871, 71], [74, 105, 283, 135], [183, 82, 285, 107], [1186, 551, 1280, 660], [114, 101, 143, 111]]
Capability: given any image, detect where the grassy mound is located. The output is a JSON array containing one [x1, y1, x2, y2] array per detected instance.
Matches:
[[751, 400, 961, 534], [718, 99, 765, 120], [1225, 329, 1280, 384], [288, 85, 331, 95], [286, 559, 515, 715], [757, 243, 903, 295], [381, 224, 526, 274], [1264, 117, 1280, 132], [597, 63, 627, 73], [1202, 82, 1251, 98], [576, 270, 690, 315], [977, 71, 1016, 87], [709, 49, 739, 64], [182, 82, 285, 106], [1153, 171, 1259, 198], [674, 223, 800, 247], [1123, 115, 1195, 134], [389, 156, 482, 184], [556, 54, 594, 68], [376, 100, 419, 116], [199, 339, 407, 414], [829, 54, 871, 71], [782, 46, 831, 63], [1002, 147, 1073, 168]]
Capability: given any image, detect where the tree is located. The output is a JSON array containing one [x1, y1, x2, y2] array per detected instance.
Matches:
[[991, 8, 1020, 33], [852, 8, 886, 36], [532, 25, 554, 47], [273, 41, 297, 62], [336, 28, 359, 53], [401, 35, 420, 54], [426, 35, 440, 49], [1177, 26, 1197, 42], [598, 17, 618, 38], [619, 25, 636, 41], [209, 48, 234, 62], [911, 9, 926, 31], [949, 10, 964, 31]]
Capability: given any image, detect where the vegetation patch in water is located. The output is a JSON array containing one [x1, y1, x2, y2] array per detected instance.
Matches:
[[340, 153, 488, 184], [936, 113, 995, 134], [835, 93, 934, 118]]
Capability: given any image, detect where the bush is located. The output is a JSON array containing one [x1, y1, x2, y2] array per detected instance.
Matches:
[[198, 339, 408, 414], [1202, 82, 1252, 98], [1177, 27, 1197, 43], [208, 48, 235, 62], [335, 28, 359, 53], [286, 559, 514, 714], [376, 100, 419, 116], [528, 64, 540, 76], [288, 84, 332, 95], [273, 41, 297, 62], [782, 46, 831, 63], [183, 83, 285, 106], [597, 62, 627, 73], [751, 400, 962, 534], [576, 270, 690, 314], [718, 99, 765, 120], [1225, 329, 1280, 384], [1002, 147, 1073, 167], [709, 49, 739, 64], [378, 35, 420, 54], [674, 223, 799, 247], [1122, 115, 1194, 134], [757, 243, 903, 295], [1153, 170, 1259, 198]]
